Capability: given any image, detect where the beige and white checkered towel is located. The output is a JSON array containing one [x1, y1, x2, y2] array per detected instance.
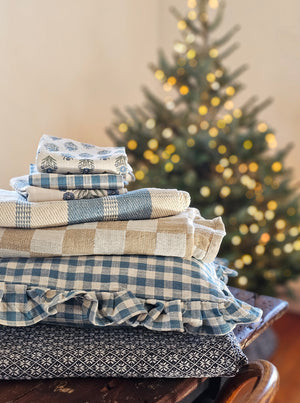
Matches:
[[0, 208, 225, 262]]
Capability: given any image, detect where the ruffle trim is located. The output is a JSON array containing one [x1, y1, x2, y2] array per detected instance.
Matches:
[[0, 283, 262, 335]]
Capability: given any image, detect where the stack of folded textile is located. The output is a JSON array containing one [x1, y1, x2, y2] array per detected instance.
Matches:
[[0, 135, 263, 380], [10, 134, 134, 202]]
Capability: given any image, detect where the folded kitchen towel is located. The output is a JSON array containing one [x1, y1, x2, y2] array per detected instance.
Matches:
[[0, 324, 247, 379], [10, 175, 127, 202], [0, 208, 225, 262], [28, 164, 130, 189], [36, 135, 134, 181], [0, 188, 190, 228]]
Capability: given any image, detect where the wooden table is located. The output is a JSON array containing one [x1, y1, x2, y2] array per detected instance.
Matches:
[[0, 288, 288, 403]]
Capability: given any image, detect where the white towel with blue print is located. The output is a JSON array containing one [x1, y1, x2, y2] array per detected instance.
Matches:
[[10, 175, 127, 202], [0, 256, 262, 335], [36, 135, 135, 182], [0, 188, 190, 228]]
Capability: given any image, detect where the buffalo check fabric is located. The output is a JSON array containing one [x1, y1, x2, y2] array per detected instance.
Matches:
[[0, 325, 247, 379], [0, 188, 190, 228], [0, 208, 225, 262], [0, 255, 262, 334], [10, 175, 127, 202], [36, 135, 134, 181], [28, 164, 129, 189]]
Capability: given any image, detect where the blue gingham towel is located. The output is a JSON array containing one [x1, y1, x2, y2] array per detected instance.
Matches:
[[29, 164, 129, 189], [10, 175, 127, 202], [0, 188, 190, 228], [0, 256, 262, 334], [0, 325, 247, 379], [36, 135, 134, 182]]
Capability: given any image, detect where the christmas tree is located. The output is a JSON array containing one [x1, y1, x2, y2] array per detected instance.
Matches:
[[107, 0, 300, 296]]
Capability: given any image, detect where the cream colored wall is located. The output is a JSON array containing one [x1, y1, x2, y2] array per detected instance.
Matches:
[[0, 0, 299, 190]]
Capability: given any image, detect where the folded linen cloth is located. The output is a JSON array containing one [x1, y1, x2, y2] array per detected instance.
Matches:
[[0, 256, 262, 334], [10, 175, 127, 202], [36, 135, 134, 181], [0, 324, 247, 379], [0, 208, 225, 262], [0, 188, 190, 228], [28, 163, 130, 189]]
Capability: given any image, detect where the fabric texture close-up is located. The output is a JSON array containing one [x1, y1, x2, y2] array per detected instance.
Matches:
[[0, 207, 225, 261], [0, 255, 262, 334]]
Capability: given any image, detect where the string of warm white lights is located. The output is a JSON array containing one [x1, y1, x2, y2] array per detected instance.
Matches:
[[108, 0, 300, 295]]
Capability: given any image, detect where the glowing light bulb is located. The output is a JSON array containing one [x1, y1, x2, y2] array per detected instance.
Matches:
[[118, 123, 128, 133], [243, 140, 253, 150], [217, 120, 226, 129], [255, 245, 265, 255], [257, 122, 268, 132], [232, 236, 241, 246], [187, 0, 197, 8], [289, 227, 299, 237], [229, 155, 238, 164], [174, 42, 187, 53], [162, 128, 173, 138], [233, 109, 242, 118], [127, 140, 137, 150], [242, 254, 252, 265], [239, 224, 249, 235], [250, 224, 259, 233], [180, 85, 189, 95], [224, 100, 234, 110], [234, 259, 244, 269], [276, 233, 285, 242], [206, 73, 216, 83], [238, 276, 248, 286], [135, 170, 145, 180], [209, 127, 218, 137], [171, 154, 180, 163], [147, 139, 159, 150], [198, 105, 208, 115], [188, 10, 197, 20], [177, 20, 187, 30], [164, 162, 174, 172], [265, 210, 275, 220], [186, 138, 195, 147], [188, 124, 198, 134], [260, 233, 270, 243], [224, 114, 233, 124], [223, 168, 233, 179], [167, 77, 176, 86], [209, 48, 218, 58], [155, 70, 165, 80], [275, 219, 286, 230], [200, 186, 211, 197], [273, 248, 281, 256], [209, 0, 219, 9], [283, 243, 293, 253], [187, 49, 196, 59], [211, 97, 220, 106], [226, 86, 235, 96], [214, 205, 224, 215], [271, 162, 282, 172], [146, 118, 156, 129], [218, 145, 227, 154], [249, 162, 259, 172], [165, 144, 176, 154]]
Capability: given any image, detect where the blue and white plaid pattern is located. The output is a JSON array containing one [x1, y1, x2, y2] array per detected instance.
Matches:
[[29, 164, 126, 189], [0, 256, 262, 334], [0, 188, 190, 228]]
